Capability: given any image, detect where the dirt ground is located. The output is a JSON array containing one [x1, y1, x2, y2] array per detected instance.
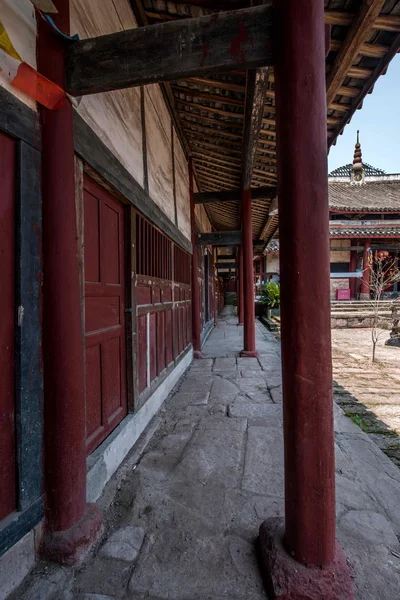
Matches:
[[332, 327, 400, 468]]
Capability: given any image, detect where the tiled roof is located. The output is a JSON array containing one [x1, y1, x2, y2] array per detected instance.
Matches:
[[328, 177, 400, 212], [329, 163, 385, 177], [329, 223, 400, 238]]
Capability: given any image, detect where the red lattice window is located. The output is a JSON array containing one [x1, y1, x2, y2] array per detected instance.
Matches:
[[136, 214, 172, 280], [174, 245, 191, 285]]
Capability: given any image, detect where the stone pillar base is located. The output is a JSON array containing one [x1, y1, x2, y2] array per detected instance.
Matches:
[[359, 293, 370, 301], [240, 349, 259, 358], [40, 504, 103, 566], [237, 322, 244, 327], [193, 350, 203, 359], [259, 518, 354, 600]]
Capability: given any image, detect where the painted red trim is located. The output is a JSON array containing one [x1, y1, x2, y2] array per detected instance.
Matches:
[[37, 2, 101, 552], [189, 159, 201, 354], [241, 189, 257, 354], [275, 0, 335, 566]]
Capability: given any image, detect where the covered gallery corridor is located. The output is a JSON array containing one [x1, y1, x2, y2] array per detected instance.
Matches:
[[10, 307, 400, 600]]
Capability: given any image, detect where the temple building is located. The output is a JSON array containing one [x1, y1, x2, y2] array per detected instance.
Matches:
[[264, 133, 400, 300]]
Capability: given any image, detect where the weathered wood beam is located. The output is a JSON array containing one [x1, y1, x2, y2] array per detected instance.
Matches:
[[187, 77, 246, 94], [325, 11, 400, 32], [182, 122, 242, 140], [329, 38, 388, 58], [171, 85, 245, 107], [242, 67, 271, 190], [196, 231, 267, 246], [179, 112, 243, 130], [194, 186, 276, 204], [196, 231, 243, 246], [176, 99, 244, 119], [189, 137, 242, 154], [216, 261, 238, 267], [326, 0, 386, 107], [66, 5, 274, 96]]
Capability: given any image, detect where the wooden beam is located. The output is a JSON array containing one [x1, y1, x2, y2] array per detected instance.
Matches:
[[182, 122, 242, 140], [179, 111, 243, 130], [242, 67, 271, 189], [176, 99, 244, 119], [216, 261, 238, 267], [329, 38, 388, 58], [188, 137, 242, 154], [171, 85, 245, 107], [194, 186, 276, 204], [186, 77, 246, 94], [192, 149, 242, 166], [326, 0, 386, 106], [329, 31, 400, 148], [66, 5, 274, 96], [194, 160, 240, 176], [325, 11, 400, 32], [196, 231, 242, 246]]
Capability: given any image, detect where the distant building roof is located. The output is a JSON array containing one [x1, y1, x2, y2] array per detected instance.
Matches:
[[328, 177, 400, 212], [329, 223, 400, 238], [329, 163, 386, 177]]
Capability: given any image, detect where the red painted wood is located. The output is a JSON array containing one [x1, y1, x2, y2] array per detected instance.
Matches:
[[238, 246, 244, 325], [157, 311, 166, 372], [137, 315, 147, 392], [84, 175, 127, 455], [241, 190, 257, 355], [189, 160, 202, 355], [38, 0, 88, 532], [275, 0, 335, 566], [149, 313, 157, 381], [349, 240, 357, 299], [137, 286, 152, 305], [0, 132, 16, 521], [165, 309, 173, 365], [360, 238, 371, 296]]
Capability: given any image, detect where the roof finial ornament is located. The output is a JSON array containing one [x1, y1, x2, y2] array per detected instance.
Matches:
[[351, 129, 365, 185]]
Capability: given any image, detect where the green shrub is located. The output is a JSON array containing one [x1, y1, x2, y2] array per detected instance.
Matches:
[[261, 282, 280, 309]]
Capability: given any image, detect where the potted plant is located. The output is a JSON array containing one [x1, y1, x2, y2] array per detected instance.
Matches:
[[261, 282, 280, 318]]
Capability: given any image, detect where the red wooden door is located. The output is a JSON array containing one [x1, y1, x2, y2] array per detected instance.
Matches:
[[0, 132, 16, 520], [84, 176, 127, 455]]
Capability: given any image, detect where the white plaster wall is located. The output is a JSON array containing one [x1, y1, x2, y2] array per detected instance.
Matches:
[[71, 0, 144, 187], [0, 0, 37, 109], [174, 129, 191, 240], [145, 84, 174, 222], [266, 254, 280, 273]]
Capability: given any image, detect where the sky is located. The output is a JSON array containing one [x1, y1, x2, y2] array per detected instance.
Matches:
[[328, 54, 400, 175]]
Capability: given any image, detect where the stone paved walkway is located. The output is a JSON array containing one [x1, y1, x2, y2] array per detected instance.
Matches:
[[9, 307, 400, 600]]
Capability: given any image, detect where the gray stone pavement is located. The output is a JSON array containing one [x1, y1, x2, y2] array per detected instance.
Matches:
[[9, 307, 400, 600]]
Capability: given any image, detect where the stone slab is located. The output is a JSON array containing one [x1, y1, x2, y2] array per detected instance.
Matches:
[[99, 526, 144, 562]]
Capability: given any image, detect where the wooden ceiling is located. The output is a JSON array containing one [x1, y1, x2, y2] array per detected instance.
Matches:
[[129, 0, 400, 248]]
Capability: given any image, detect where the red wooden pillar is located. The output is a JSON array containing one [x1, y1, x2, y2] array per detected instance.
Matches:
[[189, 159, 202, 358], [349, 239, 358, 299], [37, 0, 102, 564], [259, 1, 353, 598], [360, 238, 371, 299], [241, 189, 257, 356], [238, 245, 244, 325]]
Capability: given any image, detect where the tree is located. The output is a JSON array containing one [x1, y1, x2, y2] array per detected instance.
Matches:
[[367, 252, 400, 362]]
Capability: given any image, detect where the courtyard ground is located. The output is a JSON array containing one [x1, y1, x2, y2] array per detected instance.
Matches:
[[7, 308, 400, 600], [332, 327, 400, 468]]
